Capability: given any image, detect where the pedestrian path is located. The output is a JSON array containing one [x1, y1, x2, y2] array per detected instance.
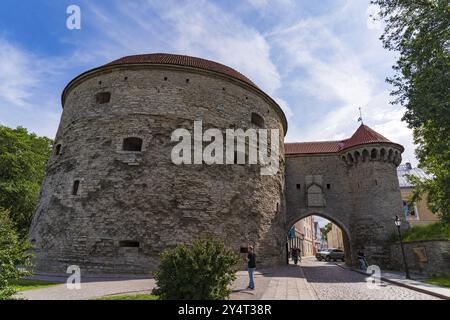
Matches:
[[230, 264, 317, 300], [17, 275, 155, 300]]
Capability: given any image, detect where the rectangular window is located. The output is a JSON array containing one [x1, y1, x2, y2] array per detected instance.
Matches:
[[119, 240, 140, 248], [251, 113, 265, 127], [95, 92, 111, 104]]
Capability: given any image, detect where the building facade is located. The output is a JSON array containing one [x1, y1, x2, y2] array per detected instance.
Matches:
[[398, 163, 439, 226], [327, 223, 345, 250], [30, 53, 406, 274]]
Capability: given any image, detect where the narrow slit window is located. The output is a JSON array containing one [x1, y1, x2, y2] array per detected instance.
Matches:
[[122, 137, 143, 152], [72, 180, 80, 195], [55, 144, 62, 156]]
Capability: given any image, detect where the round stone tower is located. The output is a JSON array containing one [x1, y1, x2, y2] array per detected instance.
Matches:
[[30, 53, 287, 275], [340, 124, 404, 267]]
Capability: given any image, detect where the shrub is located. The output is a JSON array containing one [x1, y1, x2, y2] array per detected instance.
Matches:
[[402, 221, 450, 242], [0, 208, 33, 300], [390, 221, 450, 243], [153, 238, 240, 300]]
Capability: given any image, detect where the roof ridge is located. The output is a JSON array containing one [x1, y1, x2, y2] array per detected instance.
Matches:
[[285, 124, 403, 155]]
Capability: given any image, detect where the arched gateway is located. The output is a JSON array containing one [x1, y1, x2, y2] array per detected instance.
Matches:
[[285, 126, 405, 266], [30, 53, 406, 274]]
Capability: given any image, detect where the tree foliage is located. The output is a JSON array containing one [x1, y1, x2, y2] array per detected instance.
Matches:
[[321, 223, 333, 241], [373, 0, 450, 222], [0, 208, 33, 300], [0, 126, 52, 235], [153, 238, 240, 300]]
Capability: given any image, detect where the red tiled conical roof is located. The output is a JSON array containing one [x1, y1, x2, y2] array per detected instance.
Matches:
[[342, 124, 392, 150], [105, 53, 258, 88], [285, 124, 403, 155]]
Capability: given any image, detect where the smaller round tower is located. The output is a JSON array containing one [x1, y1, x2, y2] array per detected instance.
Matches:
[[340, 124, 404, 267]]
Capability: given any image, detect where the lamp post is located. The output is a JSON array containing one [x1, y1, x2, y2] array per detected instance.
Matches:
[[394, 215, 411, 279]]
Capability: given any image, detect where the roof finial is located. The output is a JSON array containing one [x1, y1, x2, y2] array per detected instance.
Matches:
[[357, 107, 364, 125]]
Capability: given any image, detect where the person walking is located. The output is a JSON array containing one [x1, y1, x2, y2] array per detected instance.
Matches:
[[357, 249, 368, 270], [292, 247, 299, 265], [246, 246, 256, 290]]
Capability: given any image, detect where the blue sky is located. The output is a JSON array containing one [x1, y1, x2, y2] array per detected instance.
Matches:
[[0, 0, 417, 165]]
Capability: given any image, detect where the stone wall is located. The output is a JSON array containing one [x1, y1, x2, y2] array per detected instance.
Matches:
[[389, 240, 450, 277], [30, 65, 287, 275]]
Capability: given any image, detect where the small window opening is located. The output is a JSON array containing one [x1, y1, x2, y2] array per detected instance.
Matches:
[[122, 137, 143, 152], [95, 92, 111, 104], [164, 77, 168, 81], [124, 76, 128, 81], [72, 180, 80, 195], [186, 79, 190, 83], [296, 184, 301, 190], [119, 240, 140, 248], [251, 113, 265, 127], [98, 81, 102, 85], [55, 144, 62, 156], [327, 184, 331, 190]]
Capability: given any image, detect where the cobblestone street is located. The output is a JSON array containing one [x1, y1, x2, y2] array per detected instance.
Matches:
[[300, 257, 440, 300]]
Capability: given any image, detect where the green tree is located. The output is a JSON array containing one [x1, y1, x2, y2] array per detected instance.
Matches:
[[0, 126, 52, 235], [0, 208, 33, 300], [153, 238, 240, 300], [372, 0, 450, 222], [321, 223, 332, 241]]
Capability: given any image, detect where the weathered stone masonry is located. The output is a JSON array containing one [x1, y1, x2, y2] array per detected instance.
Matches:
[[30, 53, 406, 274]]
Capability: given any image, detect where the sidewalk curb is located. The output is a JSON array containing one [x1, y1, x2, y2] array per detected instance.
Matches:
[[336, 264, 449, 300], [298, 264, 319, 300]]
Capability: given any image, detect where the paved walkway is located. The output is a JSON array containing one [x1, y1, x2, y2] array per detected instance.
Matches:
[[230, 265, 316, 300], [344, 265, 450, 300], [18, 257, 443, 300], [18, 275, 155, 300]]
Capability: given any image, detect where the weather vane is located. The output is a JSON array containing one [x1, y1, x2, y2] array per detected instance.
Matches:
[[357, 107, 364, 125]]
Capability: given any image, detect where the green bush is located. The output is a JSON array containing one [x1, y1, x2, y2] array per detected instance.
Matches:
[[153, 238, 240, 300], [391, 221, 450, 243], [0, 208, 33, 300]]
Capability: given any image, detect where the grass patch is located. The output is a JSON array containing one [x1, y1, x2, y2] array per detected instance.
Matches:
[[424, 277, 450, 289], [391, 221, 450, 243], [10, 279, 61, 292], [97, 293, 159, 300]]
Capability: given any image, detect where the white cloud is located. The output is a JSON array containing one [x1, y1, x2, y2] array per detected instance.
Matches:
[[0, 38, 62, 138], [0, 39, 39, 107], [265, 3, 416, 164], [80, 0, 282, 94]]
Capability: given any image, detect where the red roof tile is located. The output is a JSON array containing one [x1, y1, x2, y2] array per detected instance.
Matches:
[[105, 53, 257, 88], [285, 124, 403, 155], [285, 141, 344, 154]]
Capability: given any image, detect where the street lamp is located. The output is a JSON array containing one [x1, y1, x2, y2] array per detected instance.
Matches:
[[394, 215, 411, 279]]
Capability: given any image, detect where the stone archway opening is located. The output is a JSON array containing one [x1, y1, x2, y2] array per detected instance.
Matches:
[[285, 214, 352, 266]]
